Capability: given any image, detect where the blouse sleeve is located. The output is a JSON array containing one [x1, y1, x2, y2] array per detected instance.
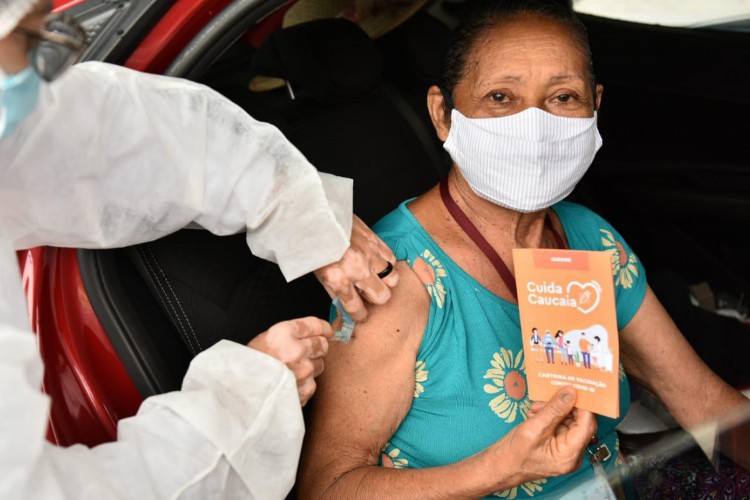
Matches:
[[589, 213, 648, 329]]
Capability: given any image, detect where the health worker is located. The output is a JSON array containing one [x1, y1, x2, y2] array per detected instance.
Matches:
[[0, 0, 398, 498]]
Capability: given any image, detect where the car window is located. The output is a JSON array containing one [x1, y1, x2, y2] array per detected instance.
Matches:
[[573, 0, 750, 31]]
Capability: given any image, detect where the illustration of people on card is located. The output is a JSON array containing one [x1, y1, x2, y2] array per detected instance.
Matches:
[[591, 334, 613, 372], [555, 330, 567, 364], [530, 327, 542, 362], [578, 332, 592, 369], [565, 340, 574, 365], [543, 330, 556, 363], [529, 327, 541, 350]]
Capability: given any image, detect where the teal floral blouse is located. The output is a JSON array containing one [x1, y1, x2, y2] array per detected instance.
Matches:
[[371, 199, 647, 499]]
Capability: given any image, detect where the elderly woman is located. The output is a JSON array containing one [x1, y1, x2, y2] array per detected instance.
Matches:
[[298, 1, 749, 498]]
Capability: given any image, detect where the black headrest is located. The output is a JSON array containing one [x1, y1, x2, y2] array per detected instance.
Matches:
[[252, 18, 383, 105], [378, 12, 451, 91]]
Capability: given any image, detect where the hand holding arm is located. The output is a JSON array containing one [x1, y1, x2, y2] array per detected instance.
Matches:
[[248, 317, 333, 406], [314, 215, 399, 322]]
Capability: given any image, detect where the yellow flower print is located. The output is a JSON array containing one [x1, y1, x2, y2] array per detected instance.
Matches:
[[494, 479, 548, 498], [414, 360, 429, 398], [381, 443, 408, 469], [484, 348, 531, 423], [600, 229, 639, 289], [412, 249, 448, 308]]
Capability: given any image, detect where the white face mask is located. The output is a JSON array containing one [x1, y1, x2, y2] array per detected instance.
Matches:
[[443, 107, 602, 212]]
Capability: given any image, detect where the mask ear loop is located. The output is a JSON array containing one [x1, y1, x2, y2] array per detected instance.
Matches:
[[592, 80, 600, 113], [439, 86, 455, 111]]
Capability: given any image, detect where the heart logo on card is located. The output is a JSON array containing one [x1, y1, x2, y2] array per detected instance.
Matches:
[[567, 280, 602, 314]]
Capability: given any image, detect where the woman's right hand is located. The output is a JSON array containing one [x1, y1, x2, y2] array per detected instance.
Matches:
[[247, 317, 333, 406], [490, 387, 597, 487]]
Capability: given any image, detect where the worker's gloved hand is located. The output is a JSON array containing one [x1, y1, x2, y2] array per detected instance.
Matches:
[[247, 317, 333, 406], [314, 215, 399, 322]]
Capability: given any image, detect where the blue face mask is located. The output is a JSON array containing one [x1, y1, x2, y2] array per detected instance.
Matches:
[[0, 65, 43, 138]]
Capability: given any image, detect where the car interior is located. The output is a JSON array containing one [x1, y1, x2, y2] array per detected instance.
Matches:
[[72, 0, 750, 494], [78, 4, 455, 397]]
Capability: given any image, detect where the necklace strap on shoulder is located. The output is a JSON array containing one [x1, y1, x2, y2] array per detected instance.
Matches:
[[549, 220, 565, 249], [439, 179, 567, 302], [440, 179, 519, 300]]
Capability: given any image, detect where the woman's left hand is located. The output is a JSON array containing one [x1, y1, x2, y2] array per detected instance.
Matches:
[[492, 387, 597, 485], [314, 215, 399, 322]]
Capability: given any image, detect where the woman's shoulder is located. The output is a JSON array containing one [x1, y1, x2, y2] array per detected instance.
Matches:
[[553, 200, 609, 226], [373, 200, 415, 234], [373, 200, 439, 260], [553, 201, 623, 249], [554, 202, 648, 327]]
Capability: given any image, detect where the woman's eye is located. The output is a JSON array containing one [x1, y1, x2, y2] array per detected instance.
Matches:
[[490, 93, 508, 103], [553, 93, 580, 105]]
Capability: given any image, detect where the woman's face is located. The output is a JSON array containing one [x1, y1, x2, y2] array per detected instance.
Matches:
[[429, 15, 603, 140]]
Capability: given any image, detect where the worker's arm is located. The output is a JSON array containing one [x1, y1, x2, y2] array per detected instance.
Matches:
[[0, 324, 304, 499], [0, 61, 350, 281]]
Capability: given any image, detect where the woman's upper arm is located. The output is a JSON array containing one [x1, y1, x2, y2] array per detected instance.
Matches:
[[299, 261, 430, 496], [621, 286, 746, 428]]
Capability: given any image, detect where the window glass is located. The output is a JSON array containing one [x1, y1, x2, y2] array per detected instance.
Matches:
[[573, 0, 750, 31]]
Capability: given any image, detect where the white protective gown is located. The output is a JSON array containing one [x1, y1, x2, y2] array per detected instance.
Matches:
[[0, 62, 353, 499]]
